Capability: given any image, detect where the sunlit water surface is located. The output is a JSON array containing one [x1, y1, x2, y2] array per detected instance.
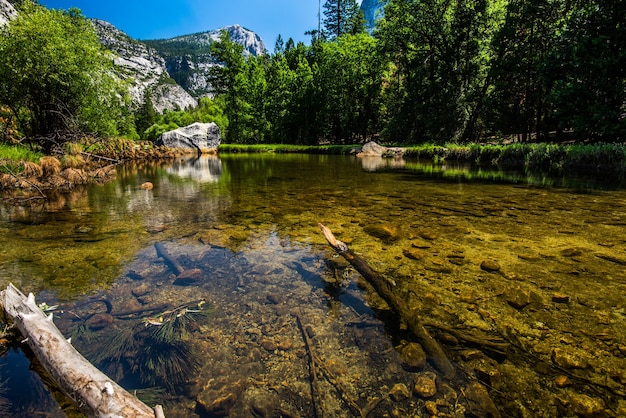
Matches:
[[0, 154, 625, 417]]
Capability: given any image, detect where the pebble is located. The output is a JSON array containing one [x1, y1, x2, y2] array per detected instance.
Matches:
[[277, 338, 293, 351], [560, 248, 583, 257], [418, 230, 438, 241], [460, 349, 483, 361], [398, 342, 427, 371], [551, 348, 589, 369], [411, 239, 432, 249], [480, 260, 501, 272], [86, 313, 113, 330], [196, 379, 246, 416], [463, 382, 500, 418], [261, 339, 278, 352], [554, 375, 573, 388], [552, 293, 570, 303], [389, 383, 410, 402], [403, 248, 427, 260], [266, 293, 284, 305], [131, 283, 150, 297], [424, 400, 438, 415], [363, 223, 402, 243], [414, 372, 437, 398], [505, 288, 542, 310]]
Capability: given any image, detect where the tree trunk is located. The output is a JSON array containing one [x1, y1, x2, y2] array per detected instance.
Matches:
[[1, 283, 162, 418]]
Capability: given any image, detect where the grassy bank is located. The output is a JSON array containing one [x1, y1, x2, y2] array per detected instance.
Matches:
[[4, 140, 626, 184], [219, 143, 357, 155], [0, 144, 44, 173], [219, 142, 626, 176], [402, 142, 626, 175]]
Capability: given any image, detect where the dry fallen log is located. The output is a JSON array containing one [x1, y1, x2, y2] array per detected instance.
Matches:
[[1, 283, 162, 418], [319, 223, 456, 379]]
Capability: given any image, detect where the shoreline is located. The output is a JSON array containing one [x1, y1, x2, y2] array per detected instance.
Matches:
[[2, 141, 625, 198]]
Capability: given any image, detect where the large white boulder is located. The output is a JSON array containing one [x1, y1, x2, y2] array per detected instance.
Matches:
[[156, 122, 221, 154]]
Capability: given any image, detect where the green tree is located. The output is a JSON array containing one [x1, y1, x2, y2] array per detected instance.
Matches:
[[209, 30, 249, 142], [484, 0, 565, 142], [377, 0, 506, 143], [135, 91, 157, 138], [315, 34, 384, 142], [243, 55, 271, 143], [265, 53, 295, 143], [322, 0, 364, 40], [547, 0, 626, 141], [0, 2, 130, 147]]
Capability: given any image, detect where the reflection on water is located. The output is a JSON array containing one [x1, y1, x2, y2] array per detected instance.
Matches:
[[1, 154, 625, 417], [166, 155, 223, 183]]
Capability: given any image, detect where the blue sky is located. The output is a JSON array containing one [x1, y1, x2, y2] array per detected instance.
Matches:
[[38, 0, 326, 48]]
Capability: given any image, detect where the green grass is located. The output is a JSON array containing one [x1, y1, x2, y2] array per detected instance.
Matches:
[[0, 144, 43, 162], [219, 143, 357, 155], [0, 144, 44, 173], [221, 141, 626, 177], [402, 142, 626, 174]]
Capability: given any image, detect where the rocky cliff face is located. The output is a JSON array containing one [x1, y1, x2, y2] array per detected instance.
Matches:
[[0, 0, 16, 27], [149, 24, 266, 98], [3, 3, 266, 112], [360, 0, 387, 32], [164, 24, 266, 58], [92, 19, 198, 113]]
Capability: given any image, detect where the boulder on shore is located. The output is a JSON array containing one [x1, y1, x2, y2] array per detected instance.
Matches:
[[156, 122, 221, 154], [357, 141, 405, 158]]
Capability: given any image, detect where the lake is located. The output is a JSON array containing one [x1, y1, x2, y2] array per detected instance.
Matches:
[[1, 153, 625, 417]]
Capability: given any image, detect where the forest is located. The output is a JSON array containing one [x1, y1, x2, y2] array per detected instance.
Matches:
[[202, 0, 626, 145], [1, 0, 625, 148]]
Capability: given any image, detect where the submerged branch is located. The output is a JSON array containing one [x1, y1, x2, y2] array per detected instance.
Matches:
[[318, 223, 456, 379]]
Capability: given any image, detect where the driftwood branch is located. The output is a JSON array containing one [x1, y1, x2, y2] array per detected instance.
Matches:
[[319, 223, 456, 379], [0, 283, 162, 417], [155, 242, 185, 275], [155, 242, 202, 285], [296, 312, 365, 418], [296, 312, 324, 418]]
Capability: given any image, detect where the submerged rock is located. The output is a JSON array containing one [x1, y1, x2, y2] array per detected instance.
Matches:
[[403, 248, 427, 260], [480, 260, 501, 273], [414, 372, 438, 398], [551, 348, 589, 369], [463, 382, 500, 418], [397, 341, 427, 371], [552, 293, 570, 303], [196, 378, 247, 417], [363, 223, 402, 243], [389, 383, 410, 402]]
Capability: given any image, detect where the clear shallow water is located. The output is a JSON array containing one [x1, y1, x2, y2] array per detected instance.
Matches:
[[0, 154, 625, 417]]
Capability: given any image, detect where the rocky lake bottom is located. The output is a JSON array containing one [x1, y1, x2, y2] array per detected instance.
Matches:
[[1, 154, 625, 417]]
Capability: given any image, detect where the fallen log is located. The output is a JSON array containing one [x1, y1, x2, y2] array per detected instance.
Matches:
[[0, 283, 163, 418], [318, 223, 456, 379]]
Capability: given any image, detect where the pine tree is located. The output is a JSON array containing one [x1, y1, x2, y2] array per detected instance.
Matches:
[[322, 0, 363, 40], [135, 91, 156, 138], [274, 34, 285, 55]]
